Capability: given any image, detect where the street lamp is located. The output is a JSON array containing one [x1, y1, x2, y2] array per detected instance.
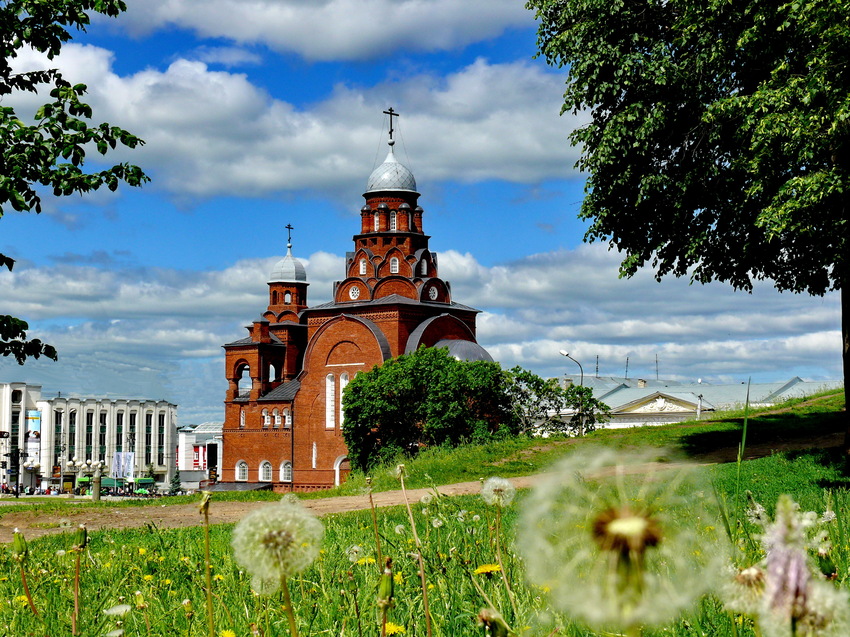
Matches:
[[558, 350, 584, 386], [559, 349, 587, 436], [23, 458, 41, 492]]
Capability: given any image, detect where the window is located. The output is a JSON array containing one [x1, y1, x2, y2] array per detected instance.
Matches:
[[325, 374, 335, 429], [420, 259, 428, 276], [284, 408, 292, 429], [373, 212, 379, 232], [239, 409, 245, 428], [390, 211, 397, 231], [236, 461, 248, 481], [359, 259, 367, 275], [262, 409, 270, 428], [339, 373, 349, 426], [284, 291, 292, 304], [390, 257, 399, 274], [280, 461, 293, 482], [260, 461, 272, 482]]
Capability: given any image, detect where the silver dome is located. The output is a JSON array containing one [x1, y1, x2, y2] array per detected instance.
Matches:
[[366, 142, 417, 193], [433, 339, 494, 363], [269, 244, 307, 283]]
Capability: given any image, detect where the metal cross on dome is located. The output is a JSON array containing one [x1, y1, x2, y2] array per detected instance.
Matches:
[[285, 223, 294, 244], [383, 107, 399, 141]]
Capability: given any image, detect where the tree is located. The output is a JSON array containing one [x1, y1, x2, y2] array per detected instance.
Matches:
[[1, 0, 148, 363], [527, 0, 849, 446], [341, 347, 517, 472], [168, 471, 182, 496], [505, 366, 609, 436]]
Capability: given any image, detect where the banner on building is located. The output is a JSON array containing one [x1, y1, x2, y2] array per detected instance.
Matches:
[[111, 452, 135, 479], [25, 410, 41, 458]]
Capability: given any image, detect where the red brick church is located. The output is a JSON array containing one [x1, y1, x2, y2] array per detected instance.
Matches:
[[219, 114, 492, 491]]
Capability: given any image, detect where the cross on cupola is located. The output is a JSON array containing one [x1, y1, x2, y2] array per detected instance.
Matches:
[[285, 223, 294, 248], [383, 107, 399, 142]]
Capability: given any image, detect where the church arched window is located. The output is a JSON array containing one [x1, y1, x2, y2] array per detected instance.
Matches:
[[325, 374, 335, 429], [284, 408, 292, 428], [280, 461, 292, 482], [339, 373, 349, 426], [236, 461, 248, 481], [239, 409, 245, 428], [390, 257, 399, 274], [359, 258, 367, 275], [262, 409, 270, 428], [420, 259, 428, 276], [273, 409, 280, 428], [373, 212, 379, 232], [259, 461, 272, 482], [284, 291, 292, 304], [390, 211, 397, 231]]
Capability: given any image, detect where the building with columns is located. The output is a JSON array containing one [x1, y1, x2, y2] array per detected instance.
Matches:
[[0, 382, 177, 493], [219, 124, 491, 491]]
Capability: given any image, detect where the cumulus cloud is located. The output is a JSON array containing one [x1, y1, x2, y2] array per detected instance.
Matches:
[[0, 244, 841, 423], [8, 44, 580, 200], [114, 0, 529, 61]]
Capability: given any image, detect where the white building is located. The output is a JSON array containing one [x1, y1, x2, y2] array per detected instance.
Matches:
[[177, 421, 223, 490], [0, 382, 178, 493]]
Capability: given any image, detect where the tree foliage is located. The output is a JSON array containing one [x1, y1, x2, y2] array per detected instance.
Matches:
[[341, 347, 517, 472], [527, 0, 849, 436], [506, 366, 609, 436], [1, 0, 148, 363]]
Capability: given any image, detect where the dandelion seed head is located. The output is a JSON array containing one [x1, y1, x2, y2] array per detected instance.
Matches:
[[420, 493, 434, 506], [103, 604, 132, 617], [394, 524, 406, 535], [346, 545, 362, 562], [431, 518, 444, 528], [481, 477, 515, 508], [519, 447, 724, 631], [231, 500, 323, 592]]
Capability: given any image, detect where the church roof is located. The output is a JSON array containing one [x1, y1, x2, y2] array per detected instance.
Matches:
[[308, 293, 478, 313], [433, 338, 494, 362], [365, 141, 418, 194], [261, 380, 301, 401], [269, 243, 307, 283]]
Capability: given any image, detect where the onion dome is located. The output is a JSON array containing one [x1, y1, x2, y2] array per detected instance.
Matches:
[[366, 140, 417, 194], [268, 242, 307, 283]]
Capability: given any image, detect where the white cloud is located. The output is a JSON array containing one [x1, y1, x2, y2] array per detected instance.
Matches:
[[9, 44, 580, 200], [116, 0, 529, 61], [1, 244, 841, 423]]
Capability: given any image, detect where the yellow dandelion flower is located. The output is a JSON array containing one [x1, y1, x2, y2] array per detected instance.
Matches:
[[213, 574, 224, 581], [356, 556, 377, 565], [164, 579, 172, 585], [384, 622, 406, 634], [138, 548, 147, 556], [15, 595, 29, 606], [394, 572, 404, 584], [220, 630, 237, 637], [143, 575, 154, 582], [474, 564, 502, 575]]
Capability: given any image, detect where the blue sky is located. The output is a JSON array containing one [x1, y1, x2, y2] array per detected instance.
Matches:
[[0, 0, 841, 423]]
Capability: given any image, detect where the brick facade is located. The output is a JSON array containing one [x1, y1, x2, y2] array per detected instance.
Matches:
[[219, 135, 489, 491]]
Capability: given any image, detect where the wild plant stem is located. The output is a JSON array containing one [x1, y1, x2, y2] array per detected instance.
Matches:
[[19, 562, 38, 616], [400, 473, 433, 637], [733, 378, 752, 541], [203, 506, 215, 637], [493, 508, 519, 620], [280, 575, 299, 637], [367, 483, 384, 571], [72, 550, 81, 636]]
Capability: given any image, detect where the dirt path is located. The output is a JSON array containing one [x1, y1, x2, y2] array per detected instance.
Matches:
[[0, 430, 842, 544]]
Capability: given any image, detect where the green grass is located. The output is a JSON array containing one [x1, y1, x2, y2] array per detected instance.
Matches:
[[0, 388, 846, 636]]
